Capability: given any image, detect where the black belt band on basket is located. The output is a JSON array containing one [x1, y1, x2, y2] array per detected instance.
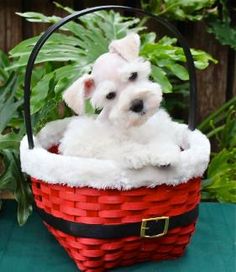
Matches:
[[36, 205, 199, 239]]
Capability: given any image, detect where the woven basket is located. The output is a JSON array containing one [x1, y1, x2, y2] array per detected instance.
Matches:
[[32, 176, 200, 271], [21, 5, 207, 272]]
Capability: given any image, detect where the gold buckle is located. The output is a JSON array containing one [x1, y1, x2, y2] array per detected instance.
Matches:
[[140, 216, 169, 238]]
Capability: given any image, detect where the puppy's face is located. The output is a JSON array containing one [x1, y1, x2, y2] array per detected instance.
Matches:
[[108, 81, 162, 128], [63, 33, 162, 123], [90, 53, 152, 112]]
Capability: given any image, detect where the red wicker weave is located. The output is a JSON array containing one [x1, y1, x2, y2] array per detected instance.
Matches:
[[32, 176, 200, 272]]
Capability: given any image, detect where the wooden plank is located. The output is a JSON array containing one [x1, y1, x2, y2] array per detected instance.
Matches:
[[225, 48, 236, 100], [22, 0, 33, 39], [0, 0, 22, 52], [186, 22, 228, 123], [232, 52, 236, 97], [29, 0, 74, 37], [0, 0, 5, 51], [30, 0, 55, 37], [230, 3, 236, 98]]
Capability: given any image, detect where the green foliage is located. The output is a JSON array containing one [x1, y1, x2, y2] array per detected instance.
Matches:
[[141, 0, 217, 21], [208, 20, 236, 50], [141, 36, 217, 92], [0, 74, 22, 132], [202, 149, 236, 203], [0, 50, 10, 85], [142, 0, 236, 50], [0, 150, 33, 225], [0, 54, 32, 224], [198, 97, 236, 148], [9, 8, 216, 108], [199, 97, 236, 203], [207, 0, 236, 50], [208, 0, 236, 50]]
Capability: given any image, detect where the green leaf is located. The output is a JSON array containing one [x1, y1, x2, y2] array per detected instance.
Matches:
[[0, 150, 17, 191], [141, 36, 216, 90], [202, 148, 236, 203], [191, 48, 218, 69], [53, 1, 75, 14], [220, 106, 236, 149], [151, 65, 172, 93], [12, 10, 143, 70], [0, 50, 10, 83], [198, 97, 236, 150], [0, 133, 21, 150], [0, 74, 22, 133], [158, 36, 177, 46], [198, 97, 236, 133], [16, 11, 60, 24], [141, 0, 217, 21], [31, 64, 86, 114], [14, 162, 33, 226], [0, 100, 22, 133], [0, 49, 10, 68], [141, 37, 217, 72], [140, 32, 156, 49], [208, 19, 236, 50], [30, 72, 53, 114], [165, 63, 189, 80], [0, 149, 33, 225]]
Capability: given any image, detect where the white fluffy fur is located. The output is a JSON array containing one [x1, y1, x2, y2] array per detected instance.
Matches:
[[118, 58, 151, 82], [63, 74, 93, 115], [20, 114, 210, 189], [109, 33, 140, 61], [59, 109, 180, 168]]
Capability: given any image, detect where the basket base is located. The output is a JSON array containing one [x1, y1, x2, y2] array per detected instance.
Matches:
[[45, 222, 196, 272]]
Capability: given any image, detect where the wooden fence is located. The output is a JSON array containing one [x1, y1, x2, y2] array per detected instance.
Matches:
[[0, 0, 235, 123]]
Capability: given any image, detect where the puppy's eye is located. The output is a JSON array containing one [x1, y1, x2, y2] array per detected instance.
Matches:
[[129, 72, 138, 81], [106, 91, 116, 100]]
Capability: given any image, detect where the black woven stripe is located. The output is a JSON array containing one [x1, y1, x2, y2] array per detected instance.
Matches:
[[35, 205, 199, 239]]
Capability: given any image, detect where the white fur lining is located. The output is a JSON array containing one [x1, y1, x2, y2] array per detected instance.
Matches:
[[20, 118, 210, 189]]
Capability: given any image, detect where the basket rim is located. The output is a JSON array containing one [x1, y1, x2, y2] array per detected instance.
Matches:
[[20, 117, 210, 189]]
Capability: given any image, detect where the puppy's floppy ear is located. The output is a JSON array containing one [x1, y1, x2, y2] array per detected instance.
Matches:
[[109, 33, 140, 61], [63, 74, 95, 115]]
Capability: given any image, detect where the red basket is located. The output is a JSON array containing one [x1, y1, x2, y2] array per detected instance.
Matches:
[[22, 5, 203, 272], [32, 176, 200, 272]]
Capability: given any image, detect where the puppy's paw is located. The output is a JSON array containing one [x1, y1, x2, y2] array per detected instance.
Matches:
[[123, 154, 148, 170], [149, 150, 179, 169], [149, 155, 171, 168], [125, 158, 145, 170]]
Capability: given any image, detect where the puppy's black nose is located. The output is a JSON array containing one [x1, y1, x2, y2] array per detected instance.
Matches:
[[129, 99, 144, 113]]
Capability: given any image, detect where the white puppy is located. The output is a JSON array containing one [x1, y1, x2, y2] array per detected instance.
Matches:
[[59, 33, 181, 170]]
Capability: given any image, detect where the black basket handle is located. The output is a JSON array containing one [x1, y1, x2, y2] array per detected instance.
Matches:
[[24, 5, 197, 149]]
